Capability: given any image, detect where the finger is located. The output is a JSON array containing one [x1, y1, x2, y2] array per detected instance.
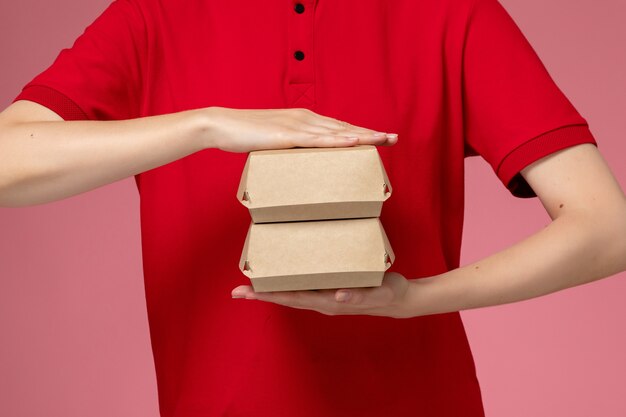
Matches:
[[334, 285, 393, 306], [357, 132, 399, 146], [293, 130, 399, 148], [255, 288, 335, 307], [304, 114, 365, 131], [323, 118, 380, 136], [260, 289, 365, 315], [291, 133, 360, 148], [294, 109, 395, 138], [302, 115, 390, 137], [380, 133, 398, 146], [295, 114, 399, 147], [231, 285, 257, 299], [298, 122, 388, 142], [330, 121, 399, 146]]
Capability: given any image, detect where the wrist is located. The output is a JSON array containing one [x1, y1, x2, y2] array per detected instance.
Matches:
[[404, 271, 461, 317], [190, 106, 222, 151]]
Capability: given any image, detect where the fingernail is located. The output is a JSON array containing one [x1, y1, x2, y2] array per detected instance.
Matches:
[[385, 133, 398, 139], [373, 132, 386, 137], [336, 291, 352, 302]]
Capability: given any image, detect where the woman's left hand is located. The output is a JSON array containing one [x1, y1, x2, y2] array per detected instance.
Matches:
[[231, 272, 414, 318]]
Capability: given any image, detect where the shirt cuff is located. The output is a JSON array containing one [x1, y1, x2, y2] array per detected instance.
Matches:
[[13, 85, 88, 121], [497, 124, 598, 198]]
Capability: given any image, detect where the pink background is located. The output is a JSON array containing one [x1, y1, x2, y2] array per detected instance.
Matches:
[[0, 0, 624, 415]]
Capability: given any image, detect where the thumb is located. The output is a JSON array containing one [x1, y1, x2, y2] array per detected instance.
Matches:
[[335, 287, 384, 305]]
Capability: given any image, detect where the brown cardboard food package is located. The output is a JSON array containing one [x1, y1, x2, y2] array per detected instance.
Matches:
[[237, 145, 392, 223], [239, 218, 395, 292], [237, 145, 395, 292]]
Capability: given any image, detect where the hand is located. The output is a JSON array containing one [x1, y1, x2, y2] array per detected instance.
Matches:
[[231, 272, 414, 318], [202, 106, 398, 153]]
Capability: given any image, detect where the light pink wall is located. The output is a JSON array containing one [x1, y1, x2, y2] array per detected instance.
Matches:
[[0, 1, 159, 416], [461, 1, 626, 416], [0, 1, 624, 416]]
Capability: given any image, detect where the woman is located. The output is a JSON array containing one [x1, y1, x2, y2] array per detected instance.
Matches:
[[1, 0, 624, 416]]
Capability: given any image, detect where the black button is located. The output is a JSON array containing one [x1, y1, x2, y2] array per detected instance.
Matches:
[[294, 3, 305, 13], [294, 50, 305, 61]]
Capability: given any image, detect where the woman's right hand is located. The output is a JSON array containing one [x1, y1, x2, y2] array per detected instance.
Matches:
[[0, 101, 398, 206], [201, 106, 398, 153]]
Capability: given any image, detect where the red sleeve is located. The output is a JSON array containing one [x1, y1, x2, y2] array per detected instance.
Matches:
[[462, 0, 597, 198], [13, 0, 146, 121]]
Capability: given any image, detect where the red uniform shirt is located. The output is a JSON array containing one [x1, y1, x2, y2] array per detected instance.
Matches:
[[15, 0, 597, 416]]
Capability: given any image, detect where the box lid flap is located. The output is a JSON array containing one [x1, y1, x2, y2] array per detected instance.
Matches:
[[239, 218, 394, 278], [237, 145, 392, 209]]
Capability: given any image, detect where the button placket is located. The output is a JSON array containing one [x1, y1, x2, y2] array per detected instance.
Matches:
[[286, 0, 316, 107]]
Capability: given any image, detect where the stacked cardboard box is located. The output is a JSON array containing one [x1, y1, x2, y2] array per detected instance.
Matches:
[[237, 145, 395, 292]]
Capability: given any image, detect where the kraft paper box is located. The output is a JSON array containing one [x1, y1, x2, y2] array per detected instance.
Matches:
[[239, 218, 395, 292], [237, 145, 392, 223]]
